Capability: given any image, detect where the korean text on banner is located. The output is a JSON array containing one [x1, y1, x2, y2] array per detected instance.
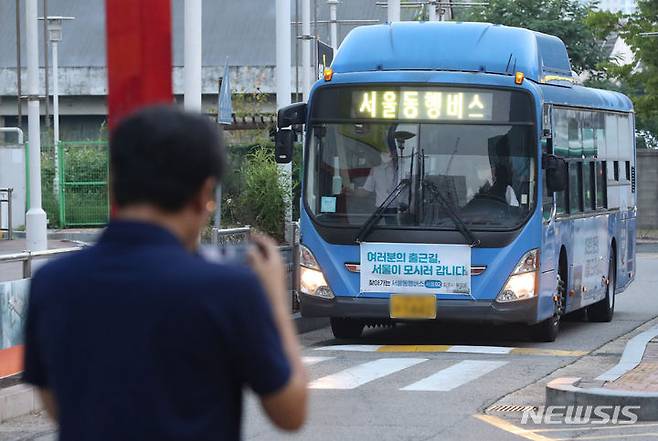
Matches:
[[360, 243, 471, 295]]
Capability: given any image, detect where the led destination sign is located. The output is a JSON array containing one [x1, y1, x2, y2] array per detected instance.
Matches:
[[352, 89, 493, 121]]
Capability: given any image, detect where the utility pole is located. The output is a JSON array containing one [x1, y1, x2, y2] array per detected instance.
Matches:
[[184, 0, 202, 111], [328, 0, 338, 50], [428, 0, 438, 20], [25, 0, 47, 251], [276, 0, 293, 236], [301, 0, 312, 99], [15, 0, 22, 131], [389, 0, 401, 22], [42, 0, 50, 131]]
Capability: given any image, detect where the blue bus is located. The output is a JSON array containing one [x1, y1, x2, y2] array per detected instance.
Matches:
[[275, 22, 637, 342]]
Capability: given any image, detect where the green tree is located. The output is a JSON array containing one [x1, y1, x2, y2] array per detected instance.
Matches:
[[611, 0, 658, 147], [461, 0, 617, 74]]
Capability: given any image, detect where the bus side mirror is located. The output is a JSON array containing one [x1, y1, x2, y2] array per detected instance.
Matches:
[[275, 129, 294, 164], [277, 102, 307, 128], [543, 154, 567, 193]]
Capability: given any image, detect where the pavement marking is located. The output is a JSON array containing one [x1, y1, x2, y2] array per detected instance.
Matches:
[[309, 358, 427, 390], [316, 344, 382, 352], [596, 324, 658, 382], [315, 344, 587, 357], [474, 414, 555, 441], [401, 360, 508, 391], [447, 345, 513, 354], [302, 356, 334, 366], [510, 348, 588, 357]]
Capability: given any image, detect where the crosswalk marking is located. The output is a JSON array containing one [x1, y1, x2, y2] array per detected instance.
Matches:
[[310, 358, 427, 390], [401, 360, 508, 391], [316, 344, 381, 352], [302, 356, 334, 366], [447, 345, 513, 355]]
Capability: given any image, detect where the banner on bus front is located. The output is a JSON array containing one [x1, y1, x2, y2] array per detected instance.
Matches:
[[359, 242, 471, 295]]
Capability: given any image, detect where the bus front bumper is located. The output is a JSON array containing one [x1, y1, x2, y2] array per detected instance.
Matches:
[[299, 293, 538, 325]]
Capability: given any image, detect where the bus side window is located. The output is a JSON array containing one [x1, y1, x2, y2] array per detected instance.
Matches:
[[596, 161, 607, 209], [569, 161, 583, 214], [583, 162, 595, 211], [613, 161, 620, 181]]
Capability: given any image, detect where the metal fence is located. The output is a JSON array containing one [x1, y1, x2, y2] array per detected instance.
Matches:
[[57, 141, 110, 227], [0, 188, 13, 240]]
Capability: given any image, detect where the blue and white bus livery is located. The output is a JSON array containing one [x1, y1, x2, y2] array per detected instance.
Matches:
[[275, 22, 637, 342]]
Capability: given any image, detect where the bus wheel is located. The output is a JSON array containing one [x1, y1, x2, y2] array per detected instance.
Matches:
[[330, 318, 364, 339], [587, 252, 616, 322], [532, 273, 566, 342]]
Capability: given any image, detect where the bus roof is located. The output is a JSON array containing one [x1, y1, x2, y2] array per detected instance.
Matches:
[[331, 21, 633, 113], [540, 84, 634, 113], [333, 22, 573, 84]]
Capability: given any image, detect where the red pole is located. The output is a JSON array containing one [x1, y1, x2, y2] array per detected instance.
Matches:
[[105, 0, 173, 129], [105, 0, 173, 216]]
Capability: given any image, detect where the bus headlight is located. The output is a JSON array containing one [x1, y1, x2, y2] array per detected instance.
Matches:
[[496, 249, 539, 303], [300, 245, 334, 299]]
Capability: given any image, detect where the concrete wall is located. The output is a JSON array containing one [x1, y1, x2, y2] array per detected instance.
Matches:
[[637, 150, 658, 230], [0, 145, 26, 229]]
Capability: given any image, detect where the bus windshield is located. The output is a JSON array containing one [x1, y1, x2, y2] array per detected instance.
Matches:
[[305, 86, 536, 230]]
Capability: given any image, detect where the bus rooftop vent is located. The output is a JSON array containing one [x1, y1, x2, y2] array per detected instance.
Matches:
[[333, 22, 573, 86]]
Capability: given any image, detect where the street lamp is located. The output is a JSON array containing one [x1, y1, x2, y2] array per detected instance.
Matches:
[[38, 16, 74, 198], [38, 16, 74, 149]]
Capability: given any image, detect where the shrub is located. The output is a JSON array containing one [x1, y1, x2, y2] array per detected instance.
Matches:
[[235, 147, 293, 242]]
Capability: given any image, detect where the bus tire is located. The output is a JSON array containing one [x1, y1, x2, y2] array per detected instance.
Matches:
[[587, 251, 616, 323], [532, 313, 560, 342], [532, 270, 566, 342], [330, 318, 364, 339]]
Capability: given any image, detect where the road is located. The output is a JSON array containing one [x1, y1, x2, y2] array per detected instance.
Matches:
[[2, 251, 657, 441]]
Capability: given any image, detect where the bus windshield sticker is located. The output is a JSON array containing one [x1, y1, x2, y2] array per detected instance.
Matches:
[[360, 242, 471, 295], [320, 196, 337, 213]]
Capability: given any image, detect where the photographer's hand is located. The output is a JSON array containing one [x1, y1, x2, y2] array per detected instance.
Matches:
[[247, 234, 308, 431]]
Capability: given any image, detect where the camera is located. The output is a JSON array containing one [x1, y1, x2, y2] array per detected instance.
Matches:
[[198, 243, 253, 265]]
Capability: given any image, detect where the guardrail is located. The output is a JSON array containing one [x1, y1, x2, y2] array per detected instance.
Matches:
[[0, 188, 13, 240], [0, 225, 301, 311], [0, 246, 84, 279]]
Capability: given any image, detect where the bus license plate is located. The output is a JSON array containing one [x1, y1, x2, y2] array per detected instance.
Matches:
[[390, 295, 436, 319]]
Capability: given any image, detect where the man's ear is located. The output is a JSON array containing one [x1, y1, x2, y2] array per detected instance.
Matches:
[[192, 177, 217, 214]]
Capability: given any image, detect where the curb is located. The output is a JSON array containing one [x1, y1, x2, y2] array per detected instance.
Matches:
[[546, 325, 658, 421], [0, 384, 42, 423], [546, 377, 658, 421]]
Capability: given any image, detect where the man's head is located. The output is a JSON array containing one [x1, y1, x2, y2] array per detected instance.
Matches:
[[110, 105, 225, 247]]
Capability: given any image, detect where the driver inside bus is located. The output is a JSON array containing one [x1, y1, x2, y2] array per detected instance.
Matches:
[[476, 135, 520, 207], [351, 148, 399, 206]]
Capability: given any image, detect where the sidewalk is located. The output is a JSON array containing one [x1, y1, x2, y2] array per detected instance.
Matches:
[[605, 339, 658, 392], [546, 324, 658, 420]]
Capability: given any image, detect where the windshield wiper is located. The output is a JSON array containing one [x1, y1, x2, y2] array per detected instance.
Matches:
[[423, 180, 480, 247], [356, 178, 411, 243]]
